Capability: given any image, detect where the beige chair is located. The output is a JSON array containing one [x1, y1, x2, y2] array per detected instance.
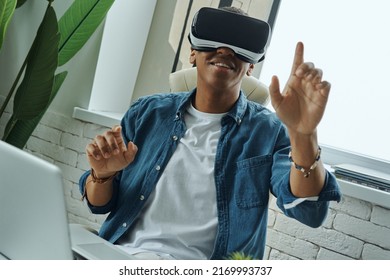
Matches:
[[169, 67, 270, 105]]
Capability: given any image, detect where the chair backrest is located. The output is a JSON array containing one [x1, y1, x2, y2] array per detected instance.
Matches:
[[169, 67, 270, 105]]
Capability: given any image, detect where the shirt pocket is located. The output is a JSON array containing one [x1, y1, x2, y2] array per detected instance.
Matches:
[[234, 154, 272, 209]]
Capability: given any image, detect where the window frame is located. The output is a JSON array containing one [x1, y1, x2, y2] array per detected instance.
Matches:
[[264, 0, 390, 207]]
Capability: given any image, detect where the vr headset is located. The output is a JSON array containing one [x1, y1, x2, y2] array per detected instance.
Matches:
[[188, 7, 271, 64]]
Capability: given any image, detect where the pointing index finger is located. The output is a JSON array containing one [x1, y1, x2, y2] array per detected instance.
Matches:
[[290, 42, 305, 76]]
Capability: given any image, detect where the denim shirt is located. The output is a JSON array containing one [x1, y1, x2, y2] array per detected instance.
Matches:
[[79, 90, 341, 260]]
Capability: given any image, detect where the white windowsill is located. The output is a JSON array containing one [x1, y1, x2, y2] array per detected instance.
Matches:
[[336, 179, 390, 208], [72, 107, 390, 208], [73, 107, 123, 128]]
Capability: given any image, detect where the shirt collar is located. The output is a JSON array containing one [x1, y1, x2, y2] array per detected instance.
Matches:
[[175, 89, 248, 125], [225, 90, 248, 125]]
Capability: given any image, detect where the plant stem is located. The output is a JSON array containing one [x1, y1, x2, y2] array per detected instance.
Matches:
[[1, 117, 16, 141]]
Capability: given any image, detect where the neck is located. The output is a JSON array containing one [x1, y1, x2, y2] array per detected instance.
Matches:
[[193, 85, 240, 114]]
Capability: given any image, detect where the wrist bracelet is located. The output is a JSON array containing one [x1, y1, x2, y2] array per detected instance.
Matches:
[[289, 147, 321, 178], [90, 168, 118, 184]]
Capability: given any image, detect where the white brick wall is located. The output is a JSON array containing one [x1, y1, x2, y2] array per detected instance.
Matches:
[[2, 110, 389, 259]]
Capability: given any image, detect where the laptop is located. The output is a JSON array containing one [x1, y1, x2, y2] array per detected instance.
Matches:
[[0, 140, 134, 260]]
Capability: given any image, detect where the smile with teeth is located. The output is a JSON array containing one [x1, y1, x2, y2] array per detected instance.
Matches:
[[211, 62, 233, 69]]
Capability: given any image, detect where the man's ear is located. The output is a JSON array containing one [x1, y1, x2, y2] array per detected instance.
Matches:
[[189, 49, 196, 65], [246, 63, 255, 76]]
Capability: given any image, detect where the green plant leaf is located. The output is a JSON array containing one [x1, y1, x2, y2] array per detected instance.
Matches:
[[3, 71, 68, 148], [226, 252, 255, 260], [50, 71, 69, 103], [12, 5, 59, 120], [58, 0, 115, 66], [0, 0, 17, 50], [16, 0, 27, 8], [3, 113, 35, 148]]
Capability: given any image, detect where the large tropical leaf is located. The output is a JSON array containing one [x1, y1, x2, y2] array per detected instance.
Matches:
[[58, 0, 115, 66], [12, 5, 59, 120], [0, 0, 17, 50], [16, 0, 27, 8], [3, 71, 68, 148]]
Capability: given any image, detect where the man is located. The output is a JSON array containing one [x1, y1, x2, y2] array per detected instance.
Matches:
[[79, 7, 341, 260]]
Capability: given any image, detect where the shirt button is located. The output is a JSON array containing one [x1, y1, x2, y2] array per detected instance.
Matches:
[[140, 195, 145, 201], [156, 165, 161, 171], [122, 223, 127, 228], [172, 135, 178, 141]]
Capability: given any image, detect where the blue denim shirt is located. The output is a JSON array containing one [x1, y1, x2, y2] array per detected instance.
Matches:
[[79, 90, 341, 259]]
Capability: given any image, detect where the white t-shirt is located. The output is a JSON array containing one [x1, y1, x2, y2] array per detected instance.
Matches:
[[117, 104, 226, 259]]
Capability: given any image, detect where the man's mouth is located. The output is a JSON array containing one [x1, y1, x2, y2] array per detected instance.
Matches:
[[210, 61, 234, 70]]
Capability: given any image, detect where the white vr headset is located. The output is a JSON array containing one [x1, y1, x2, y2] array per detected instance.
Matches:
[[188, 7, 271, 64]]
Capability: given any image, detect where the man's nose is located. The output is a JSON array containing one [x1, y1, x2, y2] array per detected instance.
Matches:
[[216, 47, 235, 56]]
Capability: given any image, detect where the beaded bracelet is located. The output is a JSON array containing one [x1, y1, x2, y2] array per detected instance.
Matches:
[[90, 168, 118, 184], [289, 147, 322, 178]]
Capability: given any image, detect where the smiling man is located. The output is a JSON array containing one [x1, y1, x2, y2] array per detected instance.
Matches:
[[79, 6, 341, 260]]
